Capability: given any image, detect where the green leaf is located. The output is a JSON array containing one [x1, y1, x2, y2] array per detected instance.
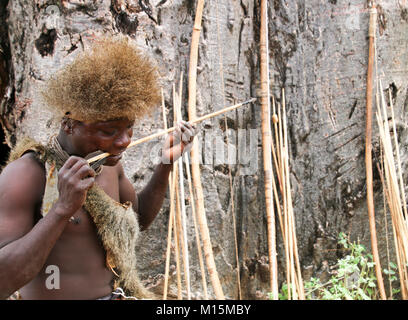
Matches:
[[338, 286, 353, 300], [384, 269, 395, 275], [392, 288, 401, 295], [357, 288, 371, 300]]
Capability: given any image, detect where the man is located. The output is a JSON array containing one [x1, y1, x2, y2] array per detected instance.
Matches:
[[0, 37, 197, 299]]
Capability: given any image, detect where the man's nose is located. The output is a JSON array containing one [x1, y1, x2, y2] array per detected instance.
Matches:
[[114, 131, 131, 150]]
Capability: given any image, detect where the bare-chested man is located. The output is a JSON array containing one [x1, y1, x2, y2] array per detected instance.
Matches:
[[0, 37, 197, 300]]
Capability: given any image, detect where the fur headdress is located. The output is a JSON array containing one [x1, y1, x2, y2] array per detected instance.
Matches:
[[41, 36, 161, 122]]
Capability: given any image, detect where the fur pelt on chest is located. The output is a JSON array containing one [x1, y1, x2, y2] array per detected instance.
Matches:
[[7, 137, 152, 299]]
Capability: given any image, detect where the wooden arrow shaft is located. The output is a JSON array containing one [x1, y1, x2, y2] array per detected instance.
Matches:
[[87, 98, 256, 164]]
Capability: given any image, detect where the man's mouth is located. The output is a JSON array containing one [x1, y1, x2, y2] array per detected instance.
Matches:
[[107, 153, 123, 160]]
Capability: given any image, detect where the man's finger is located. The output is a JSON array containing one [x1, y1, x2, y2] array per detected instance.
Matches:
[[61, 156, 83, 171], [192, 123, 198, 135], [183, 121, 198, 137], [181, 129, 194, 142], [180, 122, 196, 141], [69, 159, 90, 175], [76, 164, 96, 180], [78, 176, 95, 190]]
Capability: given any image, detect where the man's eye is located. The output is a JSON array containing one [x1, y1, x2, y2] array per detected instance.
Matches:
[[100, 130, 117, 136]]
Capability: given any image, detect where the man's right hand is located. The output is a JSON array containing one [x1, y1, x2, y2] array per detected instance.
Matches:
[[55, 156, 95, 218]]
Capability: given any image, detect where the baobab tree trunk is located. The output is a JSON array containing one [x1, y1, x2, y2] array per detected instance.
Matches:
[[1, 0, 408, 299]]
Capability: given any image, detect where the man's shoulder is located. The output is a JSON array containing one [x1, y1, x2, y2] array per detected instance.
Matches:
[[0, 152, 46, 195], [4, 151, 45, 173]]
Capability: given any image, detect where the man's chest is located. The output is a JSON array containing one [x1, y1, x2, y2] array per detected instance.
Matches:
[[94, 166, 120, 201]]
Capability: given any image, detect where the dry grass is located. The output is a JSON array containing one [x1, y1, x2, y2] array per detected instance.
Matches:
[[270, 90, 305, 300], [376, 81, 408, 299]]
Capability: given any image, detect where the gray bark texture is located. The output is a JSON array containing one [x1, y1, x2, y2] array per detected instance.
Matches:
[[1, 0, 408, 299]]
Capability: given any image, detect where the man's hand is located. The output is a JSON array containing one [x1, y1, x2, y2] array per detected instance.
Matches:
[[161, 121, 198, 164], [55, 156, 95, 218]]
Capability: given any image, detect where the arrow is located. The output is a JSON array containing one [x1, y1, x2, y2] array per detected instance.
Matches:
[[87, 98, 256, 165]]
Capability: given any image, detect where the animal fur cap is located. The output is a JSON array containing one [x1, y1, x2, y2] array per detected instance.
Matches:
[[41, 37, 161, 122]]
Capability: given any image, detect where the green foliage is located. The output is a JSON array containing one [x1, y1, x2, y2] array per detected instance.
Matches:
[[276, 283, 290, 300], [269, 233, 402, 300], [383, 261, 400, 297], [303, 232, 379, 300]]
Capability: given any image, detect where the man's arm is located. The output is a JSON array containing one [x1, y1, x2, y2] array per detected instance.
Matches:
[[118, 121, 197, 231], [0, 154, 68, 298], [0, 154, 95, 299]]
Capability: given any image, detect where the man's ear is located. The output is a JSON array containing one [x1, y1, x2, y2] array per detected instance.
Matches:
[[61, 118, 75, 134]]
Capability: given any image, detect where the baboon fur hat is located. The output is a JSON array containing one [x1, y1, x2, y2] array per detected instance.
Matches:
[[41, 36, 161, 122]]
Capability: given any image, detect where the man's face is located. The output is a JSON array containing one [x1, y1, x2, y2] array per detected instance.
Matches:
[[69, 118, 134, 166]]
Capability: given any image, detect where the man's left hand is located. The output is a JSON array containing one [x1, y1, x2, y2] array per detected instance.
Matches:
[[161, 121, 198, 164]]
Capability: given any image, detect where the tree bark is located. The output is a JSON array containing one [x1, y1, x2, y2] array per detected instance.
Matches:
[[1, 0, 408, 299]]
